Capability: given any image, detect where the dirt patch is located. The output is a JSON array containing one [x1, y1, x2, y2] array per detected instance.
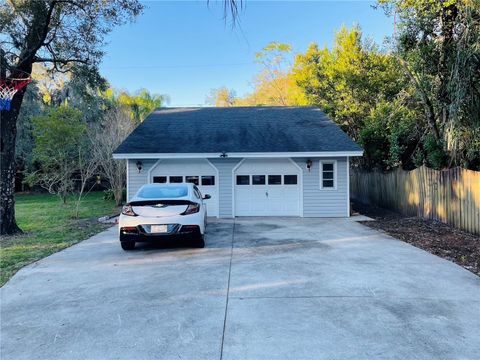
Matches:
[[74, 217, 104, 229], [0, 231, 34, 247], [352, 201, 480, 276]]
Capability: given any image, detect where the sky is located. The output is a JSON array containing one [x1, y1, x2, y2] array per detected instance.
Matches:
[[99, 0, 394, 107]]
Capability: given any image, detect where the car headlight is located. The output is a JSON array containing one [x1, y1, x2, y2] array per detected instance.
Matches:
[[121, 204, 137, 216]]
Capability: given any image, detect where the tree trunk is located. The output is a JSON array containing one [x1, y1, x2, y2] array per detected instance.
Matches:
[[0, 88, 26, 235], [114, 188, 123, 206], [61, 191, 67, 204], [0, 2, 50, 235]]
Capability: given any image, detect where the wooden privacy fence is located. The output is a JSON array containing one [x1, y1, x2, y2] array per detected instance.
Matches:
[[350, 166, 480, 235]]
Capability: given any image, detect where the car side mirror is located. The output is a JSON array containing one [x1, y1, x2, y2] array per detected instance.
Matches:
[[203, 194, 211, 200]]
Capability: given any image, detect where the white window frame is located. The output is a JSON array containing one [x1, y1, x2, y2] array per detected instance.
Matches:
[[319, 160, 337, 190], [200, 175, 216, 186]]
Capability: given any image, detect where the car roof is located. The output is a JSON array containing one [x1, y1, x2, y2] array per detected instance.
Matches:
[[141, 183, 194, 188]]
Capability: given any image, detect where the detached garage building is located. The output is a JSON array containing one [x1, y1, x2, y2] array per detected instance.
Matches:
[[113, 107, 363, 218]]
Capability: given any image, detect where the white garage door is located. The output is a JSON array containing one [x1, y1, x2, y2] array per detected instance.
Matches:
[[234, 159, 302, 217], [149, 159, 218, 217]]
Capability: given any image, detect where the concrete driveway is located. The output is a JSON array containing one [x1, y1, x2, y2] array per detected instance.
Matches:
[[1, 218, 479, 360]]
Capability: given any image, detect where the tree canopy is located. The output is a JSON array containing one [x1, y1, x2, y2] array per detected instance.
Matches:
[[109, 88, 168, 123], [379, 0, 480, 168], [292, 27, 405, 140], [207, 12, 479, 171], [28, 106, 87, 203], [0, 0, 143, 75]]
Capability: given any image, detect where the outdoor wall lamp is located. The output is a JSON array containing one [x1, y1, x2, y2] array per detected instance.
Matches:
[[136, 160, 143, 173], [306, 159, 313, 172]]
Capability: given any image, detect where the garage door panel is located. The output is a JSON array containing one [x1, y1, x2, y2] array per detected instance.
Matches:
[[236, 186, 269, 216], [150, 159, 219, 217], [234, 159, 301, 217], [268, 187, 300, 216]]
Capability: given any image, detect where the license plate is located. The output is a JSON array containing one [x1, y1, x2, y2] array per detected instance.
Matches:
[[150, 225, 168, 233]]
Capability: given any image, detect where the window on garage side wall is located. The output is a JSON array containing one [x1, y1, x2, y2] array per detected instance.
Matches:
[[320, 161, 336, 189]]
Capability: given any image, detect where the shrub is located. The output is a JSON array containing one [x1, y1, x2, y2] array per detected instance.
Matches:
[[423, 135, 447, 170], [103, 189, 126, 203]]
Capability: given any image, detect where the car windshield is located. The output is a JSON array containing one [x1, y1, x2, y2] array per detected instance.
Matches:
[[137, 185, 188, 199]]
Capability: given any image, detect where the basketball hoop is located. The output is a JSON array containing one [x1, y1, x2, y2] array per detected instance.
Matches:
[[0, 77, 32, 111]]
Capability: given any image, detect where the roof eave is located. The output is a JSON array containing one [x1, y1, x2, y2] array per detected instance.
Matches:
[[112, 151, 364, 160]]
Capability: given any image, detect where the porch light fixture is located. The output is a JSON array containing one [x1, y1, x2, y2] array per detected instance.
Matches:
[[306, 159, 313, 172], [136, 160, 143, 173]]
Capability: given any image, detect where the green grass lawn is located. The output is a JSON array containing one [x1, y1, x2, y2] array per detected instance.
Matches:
[[0, 192, 119, 286]]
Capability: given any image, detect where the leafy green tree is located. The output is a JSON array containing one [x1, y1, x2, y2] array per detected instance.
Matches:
[[29, 105, 99, 218], [378, 0, 480, 168], [0, 0, 143, 234], [58, 66, 111, 124], [387, 106, 419, 170], [105, 88, 167, 123], [28, 107, 87, 204], [359, 99, 420, 170], [293, 26, 405, 140], [422, 134, 449, 170]]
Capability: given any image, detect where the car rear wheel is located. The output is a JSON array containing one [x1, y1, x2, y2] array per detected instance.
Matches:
[[120, 240, 135, 251], [193, 235, 205, 248]]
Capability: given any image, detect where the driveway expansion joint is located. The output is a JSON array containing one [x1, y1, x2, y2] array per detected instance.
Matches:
[[229, 295, 480, 301], [219, 219, 235, 360]]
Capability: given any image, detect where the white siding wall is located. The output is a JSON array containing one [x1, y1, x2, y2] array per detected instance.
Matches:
[[127, 157, 349, 217], [293, 157, 349, 217], [208, 158, 242, 218], [127, 159, 157, 201]]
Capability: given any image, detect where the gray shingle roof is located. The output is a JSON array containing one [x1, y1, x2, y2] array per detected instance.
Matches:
[[114, 106, 362, 155]]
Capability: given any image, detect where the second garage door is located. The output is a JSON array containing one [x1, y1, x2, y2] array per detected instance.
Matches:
[[234, 159, 302, 217], [149, 159, 219, 217]]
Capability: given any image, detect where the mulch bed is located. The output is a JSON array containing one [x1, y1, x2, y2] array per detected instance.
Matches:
[[352, 201, 480, 276]]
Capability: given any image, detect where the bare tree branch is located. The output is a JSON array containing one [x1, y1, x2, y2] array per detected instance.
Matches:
[[33, 57, 89, 64]]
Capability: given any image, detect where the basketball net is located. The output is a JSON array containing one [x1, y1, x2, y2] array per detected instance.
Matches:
[[0, 78, 32, 111]]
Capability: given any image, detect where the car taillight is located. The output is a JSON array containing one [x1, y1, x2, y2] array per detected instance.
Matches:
[[181, 203, 200, 215], [121, 226, 138, 234], [121, 204, 137, 216], [180, 225, 200, 233]]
